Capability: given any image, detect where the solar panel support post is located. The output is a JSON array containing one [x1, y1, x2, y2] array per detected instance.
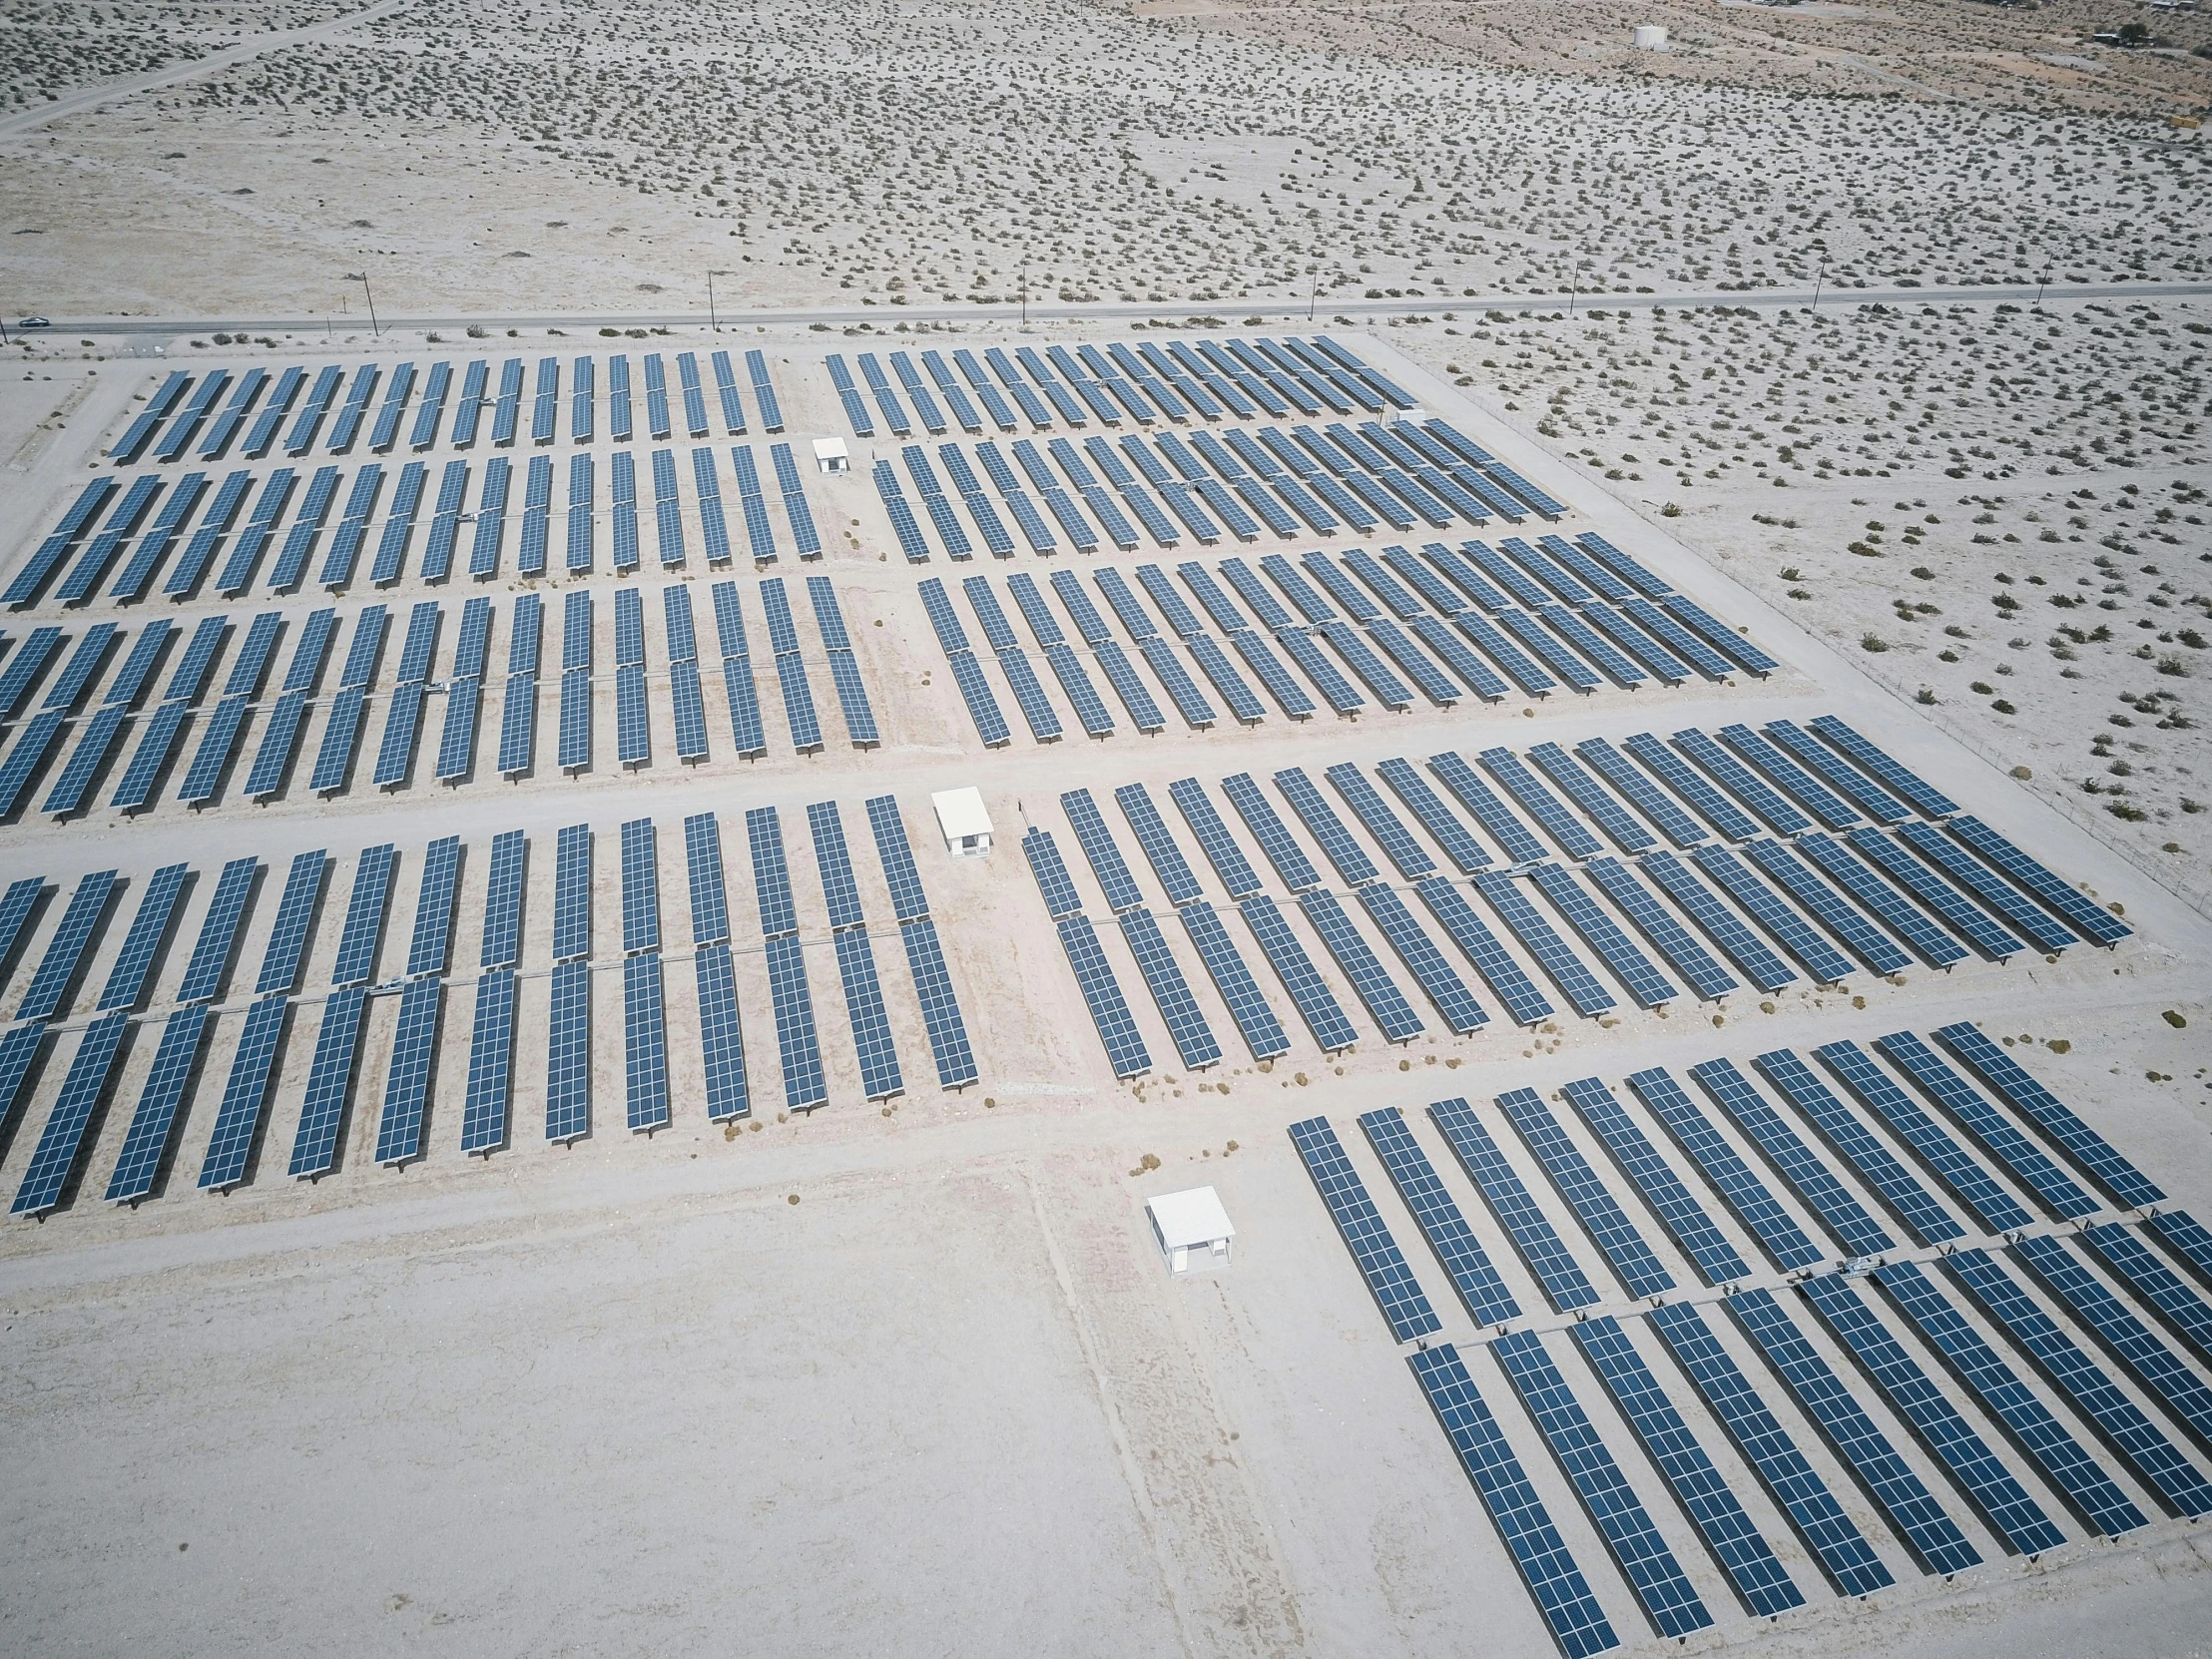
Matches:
[[346, 272, 380, 339]]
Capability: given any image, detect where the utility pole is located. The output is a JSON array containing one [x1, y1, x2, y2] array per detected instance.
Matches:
[[1811, 257, 1826, 310], [1309, 254, 1323, 322], [1019, 257, 1028, 327], [2035, 266, 2051, 308], [709, 269, 733, 331], [344, 272, 379, 337]]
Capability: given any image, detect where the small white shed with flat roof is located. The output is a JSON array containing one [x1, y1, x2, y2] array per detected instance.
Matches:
[[1147, 1186, 1236, 1275], [812, 435, 849, 474], [930, 787, 993, 857]]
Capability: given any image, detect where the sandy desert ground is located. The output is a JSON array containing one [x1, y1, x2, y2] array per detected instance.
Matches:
[[1, 1, 2210, 1656]]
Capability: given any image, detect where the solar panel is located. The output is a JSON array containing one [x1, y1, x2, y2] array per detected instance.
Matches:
[[895, 918, 977, 1089], [1813, 1039, 2033, 1235], [1891, 821, 2071, 954], [994, 646, 1063, 742], [1019, 826, 1084, 923], [284, 984, 369, 1179], [1624, 1068, 1826, 1271], [1044, 912, 1145, 1076], [831, 928, 905, 1099], [1756, 720, 1909, 824], [107, 701, 188, 812], [1524, 863, 1676, 1009], [556, 668, 592, 771], [1943, 1247, 2212, 1520], [1289, 1115, 1441, 1340], [11, 1011, 134, 1216], [2077, 1224, 2212, 1367], [1299, 888, 1422, 1042], [764, 931, 829, 1110], [721, 657, 767, 755], [1873, 1031, 2098, 1219], [621, 952, 672, 1133], [1876, 1259, 2143, 1537], [1616, 733, 1758, 842], [1102, 785, 1201, 907], [1806, 715, 1957, 819], [1740, 839, 1913, 976], [1930, 1022, 2160, 1209], [1495, 1087, 1674, 1299], [739, 806, 801, 941], [1426, 1096, 1598, 1312], [1424, 753, 1546, 865], [1397, 877, 1546, 1027], [370, 975, 444, 1167], [1522, 745, 1655, 856], [1356, 884, 1486, 1033], [1687, 845, 1856, 984], [1751, 1048, 1964, 1247], [1469, 870, 1615, 1018], [101, 1003, 212, 1204], [1688, 1058, 1896, 1258], [1726, 1286, 1983, 1574], [1577, 858, 1736, 1003], [772, 651, 824, 751], [1670, 729, 1813, 836], [1717, 724, 1863, 830], [1117, 908, 1222, 1070], [458, 967, 517, 1155], [177, 696, 251, 804], [687, 944, 752, 1122], [18, 867, 118, 1020], [1490, 1329, 1720, 1638], [1404, 1345, 1618, 1659], [2011, 1233, 2212, 1450], [545, 958, 592, 1143], [45, 705, 130, 817], [1949, 816, 2130, 945], [1273, 767, 1378, 886], [1642, 1302, 1894, 1597], [615, 664, 651, 766], [1627, 852, 1792, 994], [1557, 1078, 1746, 1285], [1058, 790, 1144, 915], [431, 679, 480, 782], [1793, 833, 1967, 969], [93, 860, 189, 1012], [1220, 772, 1321, 891], [490, 674, 536, 777], [189, 994, 287, 1189], [1799, 1272, 2067, 1554], [550, 822, 592, 963], [1658, 596, 1779, 676]]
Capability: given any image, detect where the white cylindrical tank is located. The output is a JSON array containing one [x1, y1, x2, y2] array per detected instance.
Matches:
[[1633, 24, 1669, 49]]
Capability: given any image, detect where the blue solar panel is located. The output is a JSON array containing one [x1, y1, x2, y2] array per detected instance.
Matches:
[[1689, 1058, 1895, 1258], [1616, 733, 1758, 842], [1559, 1078, 1747, 1285], [11, 1012, 133, 1216], [1794, 833, 1968, 969], [1874, 1031, 2098, 1219], [1799, 1272, 2066, 1554], [692, 944, 751, 1122], [433, 680, 481, 782], [764, 931, 829, 1111], [1643, 1302, 1894, 1597], [890, 917, 975, 1090], [1687, 845, 1856, 984], [372, 975, 443, 1167], [1806, 715, 1957, 819], [1115, 908, 1221, 1069], [1578, 858, 1736, 1003], [1671, 729, 1813, 836], [721, 658, 767, 755], [1813, 1038, 2032, 1235], [1876, 1259, 2143, 1537], [2077, 1224, 2212, 1368], [193, 995, 289, 1189], [469, 829, 525, 971], [1407, 877, 1551, 1026], [1752, 1048, 1964, 1248], [1273, 767, 1378, 886], [1357, 1106, 1519, 1325], [1625, 1068, 1826, 1271], [745, 806, 801, 940], [2012, 1233, 2212, 1450], [674, 812, 731, 946], [1726, 1286, 1982, 1574], [1427, 1096, 1598, 1313], [1405, 1345, 1618, 1659], [772, 650, 824, 751], [552, 823, 592, 962], [1056, 790, 1142, 914], [459, 967, 516, 1155], [43, 705, 129, 817], [1931, 1022, 2160, 1209], [617, 818, 660, 953], [102, 1002, 213, 1204], [326, 843, 395, 987], [1356, 884, 1485, 1034], [1741, 838, 1913, 976], [556, 669, 592, 771], [1496, 1087, 1674, 1298], [1950, 816, 2131, 945], [1490, 1329, 1716, 1639], [1759, 720, 1910, 823], [1891, 822, 2070, 954], [1220, 772, 1320, 891], [1524, 862, 1676, 1009], [830, 928, 904, 1099], [284, 984, 369, 1179], [92, 860, 188, 1012], [622, 952, 671, 1132], [1659, 595, 1779, 676], [1108, 785, 1202, 906], [1633, 850, 1795, 993], [18, 868, 118, 1021], [615, 664, 651, 766], [1944, 1247, 2212, 1520], [1469, 870, 1615, 1018], [545, 958, 592, 1143], [1300, 889, 1422, 1043], [495, 675, 536, 776], [1424, 753, 1546, 865], [1290, 1115, 1441, 1340]]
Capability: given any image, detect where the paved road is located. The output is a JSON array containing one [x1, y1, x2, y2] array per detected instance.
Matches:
[[0, 0, 413, 142], [25, 280, 2212, 337]]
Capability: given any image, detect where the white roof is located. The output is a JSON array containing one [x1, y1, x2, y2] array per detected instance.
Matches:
[[1148, 1186, 1235, 1249], [811, 436, 849, 460], [931, 786, 992, 838]]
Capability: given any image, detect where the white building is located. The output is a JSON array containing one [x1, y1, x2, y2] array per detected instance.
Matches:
[[812, 435, 849, 474], [930, 787, 993, 857], [1146, 1186, 1236, 1275]]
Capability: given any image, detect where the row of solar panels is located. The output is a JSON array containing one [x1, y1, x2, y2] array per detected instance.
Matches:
[[111, 350, 788, 467], [915, 546, 1771, 749], [871, 416, 1567, 564], [0, 576, 877, 818], [828, 334, 1413, 441], [1296, 1037, 2211, 1648], [0, 798, 978, 1215], [10, 443, 826, 612], [1023, 729, 2123, 1074]]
